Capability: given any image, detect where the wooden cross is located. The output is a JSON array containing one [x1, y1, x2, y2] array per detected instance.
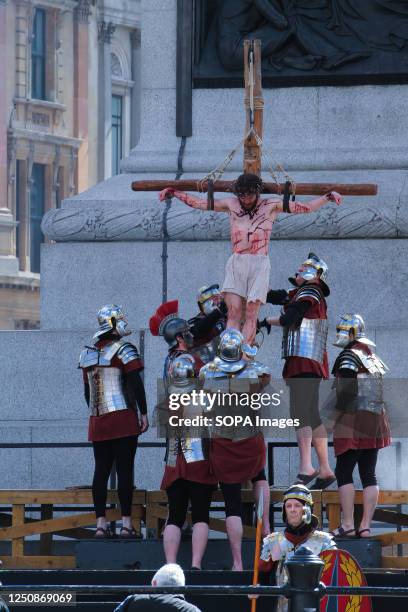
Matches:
[[132, 40, 377, 198]]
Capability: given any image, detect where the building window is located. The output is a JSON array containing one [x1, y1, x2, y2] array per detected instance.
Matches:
[[111, 94, 123, 176], [14, 319, 40, 330], [30, 163, 45, 273], [32, 8, 46, 100]]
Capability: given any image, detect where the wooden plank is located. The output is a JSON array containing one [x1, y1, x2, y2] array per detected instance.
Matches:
[[11, 505, 24, 558], [373, 531, 408, 546], [0, 489, 146, 505], [373, 509, 408, 527], [381, 556, 408, 569], [326, 504, 341, 532], [0, 513, 92, 539], [0, 556, 76, 569], [145, 502, 164, 539], [314, 502, 323, 528], [322, 491, 408, 504], [0, 506, 142, 540], [244, 39, 263, 176], [131, 180, 378, 197], [146, 491, 167, 503]]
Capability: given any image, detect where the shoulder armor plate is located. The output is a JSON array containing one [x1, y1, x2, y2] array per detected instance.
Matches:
[[101, 340, 126, 363], [116, 342, 141, 365], [351, 348, 389, 376], [79, 347, 99, 369], [264, 532, 284, 546], [307, 531, 337, 554], [260, 532, 285, 562], [334, 350, 361, 373], [294, 285, 322, 303], [314, 530, 337, 550]]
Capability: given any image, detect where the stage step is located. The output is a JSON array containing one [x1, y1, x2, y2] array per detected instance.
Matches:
[[75, 538, 255, 570], [75, 536, 382, 570], [1, 569, 408, 612]]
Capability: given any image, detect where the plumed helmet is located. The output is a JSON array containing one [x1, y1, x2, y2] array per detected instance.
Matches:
[[93, 304, 131, 341], [197, 283, 222, 315], [163, 318, 192, 349], [149, 300, 193, 349], [333, 313, 375, 348], [218, 328, 244, 362], [282, 484, 317, 528], [168, 353, 196, 387]]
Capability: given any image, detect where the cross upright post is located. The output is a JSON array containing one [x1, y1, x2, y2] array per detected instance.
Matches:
[[243, 39, 263, 176]]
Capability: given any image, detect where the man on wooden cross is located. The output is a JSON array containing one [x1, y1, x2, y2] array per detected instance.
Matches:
[[159, 173, 342, 346]]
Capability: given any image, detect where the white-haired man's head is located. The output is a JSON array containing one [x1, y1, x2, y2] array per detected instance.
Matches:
[[151, 563, 185, 587]]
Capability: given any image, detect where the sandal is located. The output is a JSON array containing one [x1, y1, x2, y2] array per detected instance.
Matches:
[[356, 528, 371, 538], [294, 470, 319, 486], [330, 526, 356, 538], [309, 475, 337, 490], [94, 526, 112, 538], [120, 526, 139, 539]]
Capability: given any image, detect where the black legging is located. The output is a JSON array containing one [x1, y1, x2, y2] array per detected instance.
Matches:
[[166, 479, 214, 528], [220, 468, 267, 518], [92, 435, 138, 517], [335, 448, 379, 488], [287, 373, 322, 429]]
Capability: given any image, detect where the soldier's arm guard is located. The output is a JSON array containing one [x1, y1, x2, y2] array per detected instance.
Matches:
[[116, 342, 142, 366], [334, 351, 360, 412]]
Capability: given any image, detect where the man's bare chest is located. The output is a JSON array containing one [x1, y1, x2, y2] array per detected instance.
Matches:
[[231, 208, 275, 233]]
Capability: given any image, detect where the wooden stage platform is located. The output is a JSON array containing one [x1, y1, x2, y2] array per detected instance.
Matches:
[[0, 488, 408, 569]]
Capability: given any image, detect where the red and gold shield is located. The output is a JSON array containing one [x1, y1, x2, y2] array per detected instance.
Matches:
[[320, 549, 372, 612]]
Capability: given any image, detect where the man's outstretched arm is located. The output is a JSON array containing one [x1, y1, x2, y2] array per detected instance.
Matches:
[[268, 191, 342, 214], [159, 188, 231, 212]]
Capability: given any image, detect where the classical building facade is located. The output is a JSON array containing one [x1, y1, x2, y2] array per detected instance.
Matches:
[[0, 0, 141, 329]]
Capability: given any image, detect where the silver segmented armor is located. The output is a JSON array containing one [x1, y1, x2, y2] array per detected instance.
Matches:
[[200, 359, 271, 440], [164, 351, 208, 467], [79, 339, 141, 416], [281, 285, 327, 363], [261, 530, 336, 610], [334, 347, 389, 414]]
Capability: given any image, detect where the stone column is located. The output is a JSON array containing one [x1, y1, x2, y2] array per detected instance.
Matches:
[[121, 0, 179, 174], [0, 0, 18, 274], [74, 0, 91, 193], [97, 20, 115, 181], [15, 1, 30, 100], [130, 29, 141, 149]]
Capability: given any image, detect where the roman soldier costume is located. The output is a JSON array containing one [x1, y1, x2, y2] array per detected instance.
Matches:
[[200, 328, 270, 483], [331, 313, 391, 456], [79, 304, 146, 441], [260, 253, 335, 489], [149, 300, 217, 490], [259, 485, 336, 610], [279, 252, 329, 379], [79, 305, 147, 537]]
